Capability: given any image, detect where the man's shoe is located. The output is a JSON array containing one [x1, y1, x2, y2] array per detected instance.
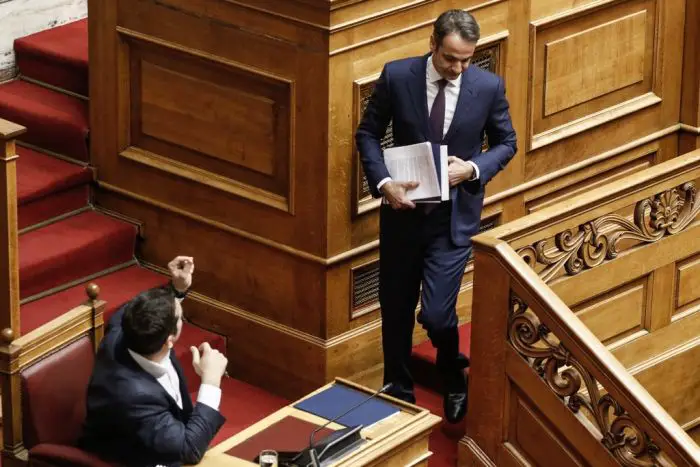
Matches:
[[443, 371, 469, 423], [443, 391, 468, 423]]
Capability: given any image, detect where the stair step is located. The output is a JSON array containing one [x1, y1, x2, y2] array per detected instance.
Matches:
[[21, 265, 166, 334], [19, 210, 136, 299], [410, 323, 472, 391], [16, 146, 91, 228], [14, 19, 88, 97], [191, 376, 288, 447], [0, 80, 89, 161]]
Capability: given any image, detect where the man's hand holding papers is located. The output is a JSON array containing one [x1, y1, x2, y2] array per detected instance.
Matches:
[[380, 180, 420, 210], [382, 142, 449, 208]]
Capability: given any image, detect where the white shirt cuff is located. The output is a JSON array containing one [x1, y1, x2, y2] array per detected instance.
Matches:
[[377, 177, 392, 192], [466, 161, 479, 181], [197, 383, 222, 411]]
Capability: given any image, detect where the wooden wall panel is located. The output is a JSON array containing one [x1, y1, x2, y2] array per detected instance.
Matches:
[[571, 278, 647, 346], [507, 392, 584, 467], [633, 342, 700, 428], [89, 0, 699, 398], [676, 254, 700, 314]]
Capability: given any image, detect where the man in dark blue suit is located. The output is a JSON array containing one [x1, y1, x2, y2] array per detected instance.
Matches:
[[356, 9, 517, 423], [79, 257, 229, 466]]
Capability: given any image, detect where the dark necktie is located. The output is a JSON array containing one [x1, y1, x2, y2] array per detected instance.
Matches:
[[429, 79, 447, 143]]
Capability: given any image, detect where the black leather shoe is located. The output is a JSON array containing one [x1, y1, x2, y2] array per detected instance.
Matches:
[[444, 391, 467, 423], [443, 371, 469, 423]]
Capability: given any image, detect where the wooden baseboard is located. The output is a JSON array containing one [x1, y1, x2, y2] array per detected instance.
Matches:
[[458, 437, 496, 467]]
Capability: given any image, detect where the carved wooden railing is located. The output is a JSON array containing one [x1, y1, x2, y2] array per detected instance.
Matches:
[[461, 149, 700, 466], [0, 119, 107, 466]]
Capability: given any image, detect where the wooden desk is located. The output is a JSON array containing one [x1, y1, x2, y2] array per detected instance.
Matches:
[[198, 378, 441, 466]]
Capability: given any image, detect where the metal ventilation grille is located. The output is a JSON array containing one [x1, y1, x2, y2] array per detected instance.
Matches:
[[352, 261, 380, 311], [479, 215, 499, 233], [359, 83, 395, 200]]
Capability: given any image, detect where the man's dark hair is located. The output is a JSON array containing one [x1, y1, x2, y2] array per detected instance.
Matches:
[[122, 286, 178, 356], [433, 9, 480, 47]]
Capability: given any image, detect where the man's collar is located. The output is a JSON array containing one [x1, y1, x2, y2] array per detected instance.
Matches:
[[426, 55, 462, 87], [128, 348, 171, 378]]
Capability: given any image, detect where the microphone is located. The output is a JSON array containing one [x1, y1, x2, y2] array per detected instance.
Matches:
[[306, 383, 393, 467]]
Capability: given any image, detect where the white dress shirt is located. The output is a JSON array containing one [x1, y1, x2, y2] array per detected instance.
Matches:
[[128, 348, 221, 411], [377, 55, 479, 192]]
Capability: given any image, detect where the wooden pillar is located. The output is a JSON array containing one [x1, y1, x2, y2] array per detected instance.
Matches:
[[680, 0, 700, 153], [0, 119, 25, 343], [458, 239, 512, 467]]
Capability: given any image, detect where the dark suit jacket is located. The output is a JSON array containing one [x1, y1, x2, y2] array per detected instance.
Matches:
[[79, 307, 225, 467], [356, 54, 517, 246]]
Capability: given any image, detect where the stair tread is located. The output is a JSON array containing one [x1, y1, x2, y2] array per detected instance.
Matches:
[[14, 19, 88, 68], [16, 146, 91, 205], [21, 265, 166, 334], [411, 323, 472, 364], [0, 80, 89, 160], [14, 19, 88, 96], [19, 210, 136, 298]]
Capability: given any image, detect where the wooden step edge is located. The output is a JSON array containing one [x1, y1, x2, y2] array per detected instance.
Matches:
[[19, 205, 91, 235], [19, 259, 138, 306], [19, 74, 89, 101], [92, 204, 146, 240]]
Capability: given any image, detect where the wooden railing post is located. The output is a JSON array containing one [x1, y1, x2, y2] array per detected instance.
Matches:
[[0, 119, 24, 344], [459, 238, 514, 466]]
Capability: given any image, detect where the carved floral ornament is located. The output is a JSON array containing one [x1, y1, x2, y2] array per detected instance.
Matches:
[[508, 294, 664, 466], [518, 182, 700, 283]]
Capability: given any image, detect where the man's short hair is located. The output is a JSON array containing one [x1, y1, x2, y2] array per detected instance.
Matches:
[[122, 286, 178, 355], [433, 9, 480, 46]]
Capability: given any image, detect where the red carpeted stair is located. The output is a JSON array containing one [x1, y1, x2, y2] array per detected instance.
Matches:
[[14, 19, 89, 96], [3, 17, 290, 458], [0, 80, 89, 160], [411, 324, 472, 392], [16, 146, 91, 228], [19, 210, 137, 298]]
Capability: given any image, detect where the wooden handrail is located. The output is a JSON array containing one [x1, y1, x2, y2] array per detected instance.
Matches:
[[486, 149, 700, 247], [0, 119, 25, 343], [473, 236, 700, 465]]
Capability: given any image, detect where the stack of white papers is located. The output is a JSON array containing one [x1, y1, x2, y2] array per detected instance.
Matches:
[[383, 142, 449, 202]]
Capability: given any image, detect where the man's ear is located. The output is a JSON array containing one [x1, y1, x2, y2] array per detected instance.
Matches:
[[167, 335, 175, 349], [429, 34, 437, 53]]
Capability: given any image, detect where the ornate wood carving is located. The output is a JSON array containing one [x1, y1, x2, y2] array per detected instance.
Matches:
[[508, 292, 663, 466], [519, 182, 700, 283]]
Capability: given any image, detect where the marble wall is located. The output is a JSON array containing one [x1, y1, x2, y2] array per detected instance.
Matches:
[[0, 0, 86, 81]]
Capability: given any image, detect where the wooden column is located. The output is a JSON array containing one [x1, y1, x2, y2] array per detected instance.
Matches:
[[680, 0, 700, 152], [0, 119, 24, 343]]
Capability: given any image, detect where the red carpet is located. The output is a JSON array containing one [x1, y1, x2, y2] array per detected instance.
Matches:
[[21, 265, 167, 334], [0, 80, 89, 160], [192, 378, 289, 447], [16, 146, 91, 227], [14, 19, 89, 96], [411, 323, 472, 393], [19, 210, 137, 298], [415, 385, 464, 467]]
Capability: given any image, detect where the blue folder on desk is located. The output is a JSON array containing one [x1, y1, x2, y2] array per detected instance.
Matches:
[[294, 384, 400, 428]]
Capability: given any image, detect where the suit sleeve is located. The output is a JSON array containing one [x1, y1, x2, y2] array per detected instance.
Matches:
[[355, 65, 393, 198], [465, 76, 517, 193], [131, 397, 226, 465]]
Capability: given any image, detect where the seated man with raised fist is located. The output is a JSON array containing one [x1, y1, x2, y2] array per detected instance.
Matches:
[[80, 256, 229, 467]]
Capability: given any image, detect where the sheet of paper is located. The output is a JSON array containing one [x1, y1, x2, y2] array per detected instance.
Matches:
[[440, 145, 449, 202], [383, 142, 441, 202]]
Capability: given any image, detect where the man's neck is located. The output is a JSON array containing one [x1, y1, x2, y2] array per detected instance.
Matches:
[[146, 347, 170, 363]]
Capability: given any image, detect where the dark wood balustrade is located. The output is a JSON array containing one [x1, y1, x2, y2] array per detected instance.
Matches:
[[462, 149, 700, 466]]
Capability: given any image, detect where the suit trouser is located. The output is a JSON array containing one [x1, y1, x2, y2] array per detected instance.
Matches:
[[378, 202, 471, 401]]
